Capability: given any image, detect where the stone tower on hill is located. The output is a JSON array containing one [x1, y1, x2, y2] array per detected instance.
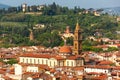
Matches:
[[29, 29, 34, 41], [73, 21, 82, 55]]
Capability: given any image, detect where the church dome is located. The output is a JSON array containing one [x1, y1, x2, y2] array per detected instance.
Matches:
[[59, 46, 72, 54]]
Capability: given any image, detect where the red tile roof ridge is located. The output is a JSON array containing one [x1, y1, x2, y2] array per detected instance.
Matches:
[[0, 70, 6, 74], [20, 53, 51, 58], [98, 60, 113, 65], [113, 66, 120, 70], [2, 76, 12, 80], [87, 72, 100, 75], [85, 65, 111, 69], [67, 55, 83, 60]]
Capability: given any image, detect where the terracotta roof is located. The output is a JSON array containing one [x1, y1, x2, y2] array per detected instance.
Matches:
[[50, 68, 56, 73], [4, 55, 16, 59], [93, 74, 107, 80], [0, 70, 6, 74], [20, 53, 51, 58], [116, 52, 120, 57], [87, 72, 99, 75], [59, 46, 72, 54], [115, 44, 120, 47], [85, 65, 112, 69], [111, 72, 120, 76], [33, 73, 53, 79], [98, 60, 113, 65], [0, 62, 5, 66], [67, 55, 83, 60], [20, 53, 65, 61], [2, 76, 12, 80], [113, 66, 120, 70], [39, 64, 50, 70], [53, 56, 64, 60], [85, 73, 107, 80]]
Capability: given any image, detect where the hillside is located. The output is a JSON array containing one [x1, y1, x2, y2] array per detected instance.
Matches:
[[0, 3, 119, 48], [102, 7, 120, 15], [0, 3, 10, 9]]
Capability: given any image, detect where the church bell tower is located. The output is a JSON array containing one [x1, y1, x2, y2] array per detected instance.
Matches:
[[73, 21, 82, 55]]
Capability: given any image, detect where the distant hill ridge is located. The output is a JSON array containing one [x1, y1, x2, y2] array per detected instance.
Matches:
[[0, 3, 10, 9], [102, 6, 120, 15]]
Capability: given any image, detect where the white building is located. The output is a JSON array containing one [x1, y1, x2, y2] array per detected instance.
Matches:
[[19, 53, 84, 68], [84, 65, 112, 74], [22, 3, 27, 12]]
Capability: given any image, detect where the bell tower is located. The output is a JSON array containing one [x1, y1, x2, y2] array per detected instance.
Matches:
[[73, 21, 82, 55], [29, 29, 34, 41]]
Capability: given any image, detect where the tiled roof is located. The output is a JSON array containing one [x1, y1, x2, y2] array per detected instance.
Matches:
[[116, 52, 120, 57], [32, 73, 53, 79], [50, 68, 56, 73], [85, 73, 107, 80], [113, 66, 120, 70], [53, 56, 65, 60], [93, 74, 107, 80], [20, 53, 66, 60], [67, 55, 83, 60], [59, 46, 72, 54], [115, 44, 120, 47], [0, 69, 6, 74], [0, 62, 5, 66], [85, 65, 112, 69], [4, 55, 16, 59], [20, 53, 51, 58], [98, 60, 113, 65], [87, 72, 100, 75], [39, 64, 50, 70], [2, 76, 12, 80], [111, 72, 120, 76], [23, 72, 37, 75]]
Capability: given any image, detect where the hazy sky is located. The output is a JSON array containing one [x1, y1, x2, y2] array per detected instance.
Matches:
[[0, 0, 120, 9]]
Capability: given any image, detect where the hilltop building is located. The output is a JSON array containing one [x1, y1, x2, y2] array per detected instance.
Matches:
[[22, 3, 44, 13], [22, 3, 27, 12], [94, 11, 100, 16], [117, 17, 120, 22]]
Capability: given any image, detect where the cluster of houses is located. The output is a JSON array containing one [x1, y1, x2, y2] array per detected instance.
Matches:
[[1, 23, 120, 80], [0, 45, 120, 80], [22, 3, 44, 14]]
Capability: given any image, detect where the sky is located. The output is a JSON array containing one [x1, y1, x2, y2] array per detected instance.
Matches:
[[0, 0, 120, 9]]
